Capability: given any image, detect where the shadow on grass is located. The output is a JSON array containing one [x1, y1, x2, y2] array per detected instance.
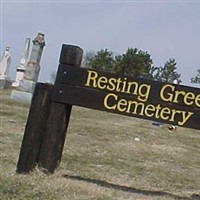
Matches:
[[63, 174, 200, 200]]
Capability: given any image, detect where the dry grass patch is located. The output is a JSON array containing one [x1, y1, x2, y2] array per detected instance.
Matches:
[[0, 89, 200, 200]]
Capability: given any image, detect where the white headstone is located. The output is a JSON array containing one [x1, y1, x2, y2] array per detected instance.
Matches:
[[12, 38, 31, 87], [0, 46, 11, 80]]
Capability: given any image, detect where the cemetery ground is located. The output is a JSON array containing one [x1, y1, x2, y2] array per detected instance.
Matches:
[[0, 89, 200, 200]]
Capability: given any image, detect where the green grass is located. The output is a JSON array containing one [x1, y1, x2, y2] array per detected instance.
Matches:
[[0, 89, 200, 200]]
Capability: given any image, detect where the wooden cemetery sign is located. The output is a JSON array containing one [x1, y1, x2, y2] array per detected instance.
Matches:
[[16, 44, 200, 174], [54, 65, 200, 130]]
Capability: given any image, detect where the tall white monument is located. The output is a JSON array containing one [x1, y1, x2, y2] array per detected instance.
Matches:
[[24, 32, 45, 84], [12, 38, 31, 87], [11, 32, 46, 101], [0, 46, 11, 89]]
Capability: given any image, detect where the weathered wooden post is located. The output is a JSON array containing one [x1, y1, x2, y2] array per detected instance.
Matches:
[[16, 44, 83, 174], [16, 83, 54, 173], [38, 45, 83, 173]]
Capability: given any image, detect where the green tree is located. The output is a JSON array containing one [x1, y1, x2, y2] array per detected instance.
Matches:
[[81, 51, 95, 68], [114, 48, 153, 77], [191, 69, 200, 83], [159, 58, 181, 83], [145, 66, 161, 80], [88, 49, 115, 72], [86, 47, 182, 84]]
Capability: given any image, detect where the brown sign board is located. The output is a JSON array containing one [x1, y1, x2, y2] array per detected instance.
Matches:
[[16, 45, 200, 175], [53, 64, 200, 130]]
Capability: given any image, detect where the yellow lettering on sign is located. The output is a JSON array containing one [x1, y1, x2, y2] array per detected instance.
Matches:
[[103, 93, 117, 110], [117, 98, 128, 112], [85, 70, 151, 102], [195, 94, 200, 107], [160, 84, 174, 102], [183, 92, 195, 106], [98, 76, 107, 89], [177, 112, 193, 126], [137, 84, 151, 102], [144, 104, 155, 117], [85, 70, 98, 88], [160, 83, 200, 108], [103, 94, 193, 126], [85, 70, 195, 127], [160, 107, 171, 120]]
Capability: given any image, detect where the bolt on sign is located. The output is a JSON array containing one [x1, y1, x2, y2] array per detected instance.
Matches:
[[53, 64, 200, 130]]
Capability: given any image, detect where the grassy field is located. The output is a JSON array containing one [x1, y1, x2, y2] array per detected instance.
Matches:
[[0, 88, 200, 200]]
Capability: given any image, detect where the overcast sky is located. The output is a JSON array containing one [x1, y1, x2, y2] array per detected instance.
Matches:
[[1, 0, 200, 86]]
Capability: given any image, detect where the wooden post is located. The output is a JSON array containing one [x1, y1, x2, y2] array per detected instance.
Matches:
[[16, 83, 53, 173], [38, 45, 83, 173]]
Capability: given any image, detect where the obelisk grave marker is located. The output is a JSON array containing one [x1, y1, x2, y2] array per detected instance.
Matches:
[[11, 32, 45, 101], [12, 38, 31, 87]]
